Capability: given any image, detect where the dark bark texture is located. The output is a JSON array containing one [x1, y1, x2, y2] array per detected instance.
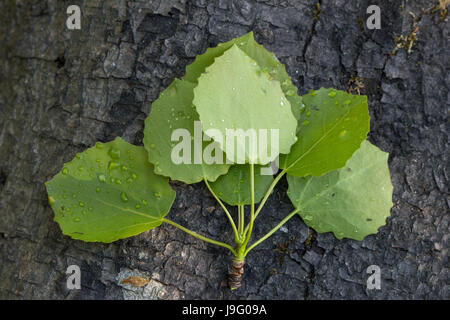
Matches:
[[0, 0, 448, 299]]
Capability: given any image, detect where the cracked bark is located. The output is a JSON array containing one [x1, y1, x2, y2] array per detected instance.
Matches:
[[0, 0, 448, 299]]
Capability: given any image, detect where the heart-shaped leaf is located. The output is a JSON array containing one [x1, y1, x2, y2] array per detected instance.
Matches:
[[193, 45, 298, 164], [209, 165, 274, 206], [183, 31, 301, 121], [143, 79, 231, 184], [280, 88, 370, 177], [287, 140, 393, 241], [45, 137, 176, 243]]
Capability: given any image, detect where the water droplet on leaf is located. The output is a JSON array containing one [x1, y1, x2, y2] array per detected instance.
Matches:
[[109, 147, 121, 159], [48, 196, 55, 205], [108, 161, 120, 170], [339, 130, 347, 139]]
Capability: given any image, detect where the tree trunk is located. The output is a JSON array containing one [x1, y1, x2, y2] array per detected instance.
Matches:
[[0, 0, 448, 299]]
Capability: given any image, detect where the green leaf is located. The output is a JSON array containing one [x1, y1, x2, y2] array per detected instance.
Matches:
[[280, 88, 370, 177], [45, 137, 176, 243], [209, 165, 274, 206], [287, 140, 393, 241], [143, 79, 230, 184], [192, 45, 298, 164], [183, 31, 302, 122]]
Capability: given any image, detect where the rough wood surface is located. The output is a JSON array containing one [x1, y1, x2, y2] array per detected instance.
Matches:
[[0, 0, 448, 299]]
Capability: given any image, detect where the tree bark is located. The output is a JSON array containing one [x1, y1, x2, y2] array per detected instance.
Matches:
[[0, 0, 448, 299]]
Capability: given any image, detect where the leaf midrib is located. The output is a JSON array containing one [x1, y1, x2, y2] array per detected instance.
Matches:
[[78, 191, 161, 221]]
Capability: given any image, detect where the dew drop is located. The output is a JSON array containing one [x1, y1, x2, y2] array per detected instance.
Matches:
[[98, 174, 106, 182], [75, 154, 81, 159], [142, 199, 148, 206], [121, 165, 127, 172], [115, 179, 122, 185], [77, 166, 84, 171], [79, 201, 85, 207], [48, 196, 55, 206], [131, 173, 137, 179], [280, 101, 284, 106], [303, 120, 309, 126], [299, 103, 306, 113], [82, 210, 87, 215], [154, 192, 160, 198], [328, 91, 336, 98], [135, 204, 141, 209], [62, 168, 68, 175], [108, 161, 120, 170], [95, 142, 103, 149], [344, 99, 351, 105], [88, 207, 93, 211], [73, 217, 81, 222], [338, 130, 347, 139], [150, 144, 155, 149], [108, 147, 121, 160], [96, 187, 101, 193], [126, 178, 132, 183], [306, 110, 311, 117], [121, 192, 129, 202], [310, 90, 317, 96]]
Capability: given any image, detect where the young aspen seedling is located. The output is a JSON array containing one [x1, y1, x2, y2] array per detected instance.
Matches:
[[45, 32, 393, 290]]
